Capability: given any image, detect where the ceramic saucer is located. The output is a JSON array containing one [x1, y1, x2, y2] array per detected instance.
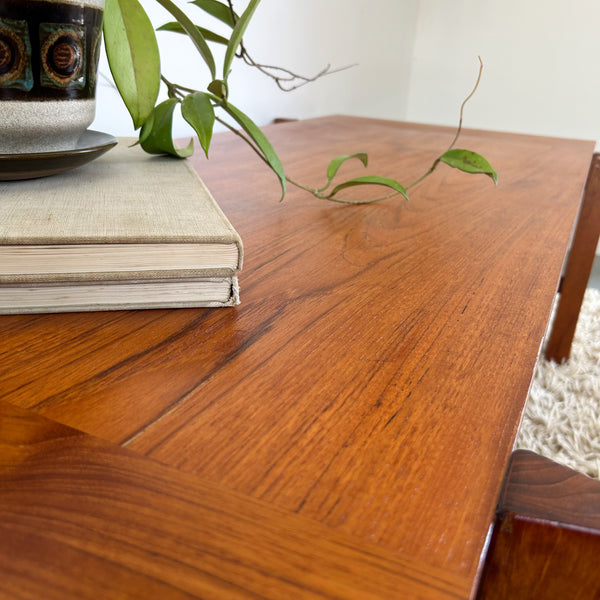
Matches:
[[0, 130, 118, 181]]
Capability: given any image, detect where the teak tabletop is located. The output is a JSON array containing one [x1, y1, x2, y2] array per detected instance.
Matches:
[[0, 116, 595, 599]]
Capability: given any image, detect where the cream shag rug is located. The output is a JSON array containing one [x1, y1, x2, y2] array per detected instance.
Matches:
[[516, 287, 600, 480]]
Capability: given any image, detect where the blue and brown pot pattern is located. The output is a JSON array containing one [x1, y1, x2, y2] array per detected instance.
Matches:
[[0, 0, 103, 100]]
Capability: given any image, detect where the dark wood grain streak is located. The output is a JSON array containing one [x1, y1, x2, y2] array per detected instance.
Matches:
[[477, 450, 600, 599], [0, 401, 468, 600]]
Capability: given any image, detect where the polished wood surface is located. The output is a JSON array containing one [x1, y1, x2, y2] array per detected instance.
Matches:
[[0, 400, 465, 600], [0, 116, 595, 598], [477, 450, 600, 599], [545, 152, 600, 362]]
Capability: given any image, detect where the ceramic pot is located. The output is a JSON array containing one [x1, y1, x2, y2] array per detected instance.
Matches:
[[0, 0, 104, 154]]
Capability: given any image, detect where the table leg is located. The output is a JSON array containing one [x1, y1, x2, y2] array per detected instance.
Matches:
[[545, 153, 600, 362], [476, 450, 600, 599]]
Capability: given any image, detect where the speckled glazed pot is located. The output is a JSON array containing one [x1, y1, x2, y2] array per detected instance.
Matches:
[[0, 0, 104, 153]]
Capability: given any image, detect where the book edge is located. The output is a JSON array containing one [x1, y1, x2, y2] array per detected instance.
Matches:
[[0, 275, 240, 314]]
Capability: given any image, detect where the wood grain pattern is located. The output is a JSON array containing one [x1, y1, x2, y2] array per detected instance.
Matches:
[[0, 117, 595, 598], [477, 450, 600, 599], [499, 449, 600, 529], [0, 400, 469, 600], [545, 152, 600, 362]]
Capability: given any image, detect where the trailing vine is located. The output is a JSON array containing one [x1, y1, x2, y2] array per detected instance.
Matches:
[[103, 0, 497, 203]]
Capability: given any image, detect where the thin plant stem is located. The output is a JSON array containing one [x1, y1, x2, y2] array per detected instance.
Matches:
[[214, 114, 271, 168], [226, 0, 236, 24], [447, 55, 484, 151], [284, 176, 401, 205], [319, 193, 400, 205], [240, 52, 355, 92], [161, 75, 198, 99], [406, 56, 484, 191], [285, 176, 321, 196], [225, 0, 354, 91], [283, 57, 486, 204]]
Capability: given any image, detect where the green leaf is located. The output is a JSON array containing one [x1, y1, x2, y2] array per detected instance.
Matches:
[[326, 153, 368, 181], [440, 149, 498, 184], [181, 92, 215, 158], [139, 98, 194, 158], [223, 0, 261, 80], [154, 0, 216, 79], [328, 176, 408, 201], [157, 22, 229, 45], [219, 101, 286, 200], [103, 0, 160, 129], [207, 79, 228, 100], [191, 0, 237, 27]]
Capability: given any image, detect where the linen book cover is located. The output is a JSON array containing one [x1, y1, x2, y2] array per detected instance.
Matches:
[[0, 141, 243, 283], [0, 142, 243, 313]]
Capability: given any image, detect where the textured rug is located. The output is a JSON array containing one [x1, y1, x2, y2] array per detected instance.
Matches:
[[516, 288, 600, 480]]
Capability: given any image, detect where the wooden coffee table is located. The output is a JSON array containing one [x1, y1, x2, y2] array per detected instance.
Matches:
[[0, 116, 597, 599]]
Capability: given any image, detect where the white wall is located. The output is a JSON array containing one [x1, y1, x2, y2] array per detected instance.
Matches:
[[92, 0, 419, 137], [405, 0, 600, 141], [92, 0, 600, 142]]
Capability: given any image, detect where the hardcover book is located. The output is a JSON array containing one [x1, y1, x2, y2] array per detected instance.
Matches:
[[0, 142, 243, 313]]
